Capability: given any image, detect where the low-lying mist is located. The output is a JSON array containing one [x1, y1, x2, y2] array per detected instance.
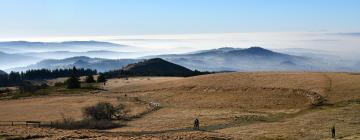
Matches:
[[1, 32, 359, 72]]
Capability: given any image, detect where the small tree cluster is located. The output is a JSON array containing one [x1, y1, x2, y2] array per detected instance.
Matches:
[[18, 81, 38, 93], [85, 75, 96, 83], [66, 76, 80, 89], [83, 102, 127, 120], [97, 73, 107, 83], [18, 81, 49, 93]]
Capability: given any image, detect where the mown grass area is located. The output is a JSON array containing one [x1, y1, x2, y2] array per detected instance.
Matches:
[[1, 83, 103, 100]]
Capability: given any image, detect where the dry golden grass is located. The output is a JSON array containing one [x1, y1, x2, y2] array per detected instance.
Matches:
[[1, 72, 360, 139]]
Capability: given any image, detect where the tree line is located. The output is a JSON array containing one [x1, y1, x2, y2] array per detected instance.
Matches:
[[0, 67, 97, 87], [102, 69, 212, 79]]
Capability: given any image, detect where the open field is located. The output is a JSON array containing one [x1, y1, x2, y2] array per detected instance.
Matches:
[[1, 73, 360, 139]]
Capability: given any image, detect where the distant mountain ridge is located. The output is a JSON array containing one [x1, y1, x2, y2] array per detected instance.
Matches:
[[18, 50, 138, 59], [0, 40, 128, 54], [8, 56, 140, 72], [147, 47, 310, 71], [4, 46, 360, 73], [0, 51, 41, 70]]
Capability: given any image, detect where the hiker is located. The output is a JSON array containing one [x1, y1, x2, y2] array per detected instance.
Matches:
[[331, 125, 336, 138], [193, 118, 200, 130]]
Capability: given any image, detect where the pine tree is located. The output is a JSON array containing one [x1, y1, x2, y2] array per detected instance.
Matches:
[[97, 73, 107, 83], [85, 75, 96, 83], [66, 75, 81, 89]]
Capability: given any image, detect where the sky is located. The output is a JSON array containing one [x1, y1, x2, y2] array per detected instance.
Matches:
[[0, 0, 360, 38], [0, 0, 359, 59]]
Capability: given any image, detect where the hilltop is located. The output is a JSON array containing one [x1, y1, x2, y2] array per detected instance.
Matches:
[[0, 70, 6, 75], [148, 47, 359, 72], [147, 47, 308, 71], [124, 58, 196, 76]]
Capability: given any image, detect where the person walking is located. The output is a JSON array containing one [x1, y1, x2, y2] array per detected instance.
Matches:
[[193, 118, 200, 130], [331, 125, 336, 138]]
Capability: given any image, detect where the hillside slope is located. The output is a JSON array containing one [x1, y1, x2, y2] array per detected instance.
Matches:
[[124, 58, 197, 76], [109, 72, 334, 110], [147, 47, 357, 71], [0, 52, 41, 70], [147, 47, 309, 71], [0, 70, 6, 75], [9, 56, 140, 72], [1, 72, 360, 139]]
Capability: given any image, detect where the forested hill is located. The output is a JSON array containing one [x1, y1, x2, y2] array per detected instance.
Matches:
[[103, 58, 211, 78]]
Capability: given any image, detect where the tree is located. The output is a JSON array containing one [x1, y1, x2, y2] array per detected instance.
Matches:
[[19, 81, 39, 93], [83, 102, 119, 120], [72, 66, 79, 77], [97, 73, 107, 83], [85, 75, 96, 83], [0, 74, 8, 87], [8, 72, 21, 85], [66, 76, 81, 89]]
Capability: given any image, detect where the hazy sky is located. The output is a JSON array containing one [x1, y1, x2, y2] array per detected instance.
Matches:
[[0, 0, 360, 38]]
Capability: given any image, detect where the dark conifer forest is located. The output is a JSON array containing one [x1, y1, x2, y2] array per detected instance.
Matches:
[[0, 68, 97, 87]]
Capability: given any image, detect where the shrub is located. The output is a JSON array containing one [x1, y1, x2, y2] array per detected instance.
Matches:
[[97, 73, 107, 83], [84, 102, 115, 120], [19, 81, 39, 93], [40, 83, 49, 88], [54, 82, 65, 87], [83, 102, 128, 121], [66, 76, 81, 89], [85, 75, 96, 83]]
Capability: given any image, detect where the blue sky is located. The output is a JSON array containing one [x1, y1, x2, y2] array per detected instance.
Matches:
[[0, 0, 360, 37]]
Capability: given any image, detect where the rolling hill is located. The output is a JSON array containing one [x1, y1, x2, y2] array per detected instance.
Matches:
[[1, 72, 360, 139], [145, 47, 339, 71], [123, 58, 198, 76], [0, 70, 6, 75], [0, 51, 41, 70], [9, 56, 140, 72], [18, 50, 139, 59], [145, 47, 308, 71], [4, 46, 360, 72]]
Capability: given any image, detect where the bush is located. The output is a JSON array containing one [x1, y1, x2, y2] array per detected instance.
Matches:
[[40, 83, 49, 88], [19, 81, 39, 93], [66, 76, 81, 89], [83, 102, 116, 120], [85, 75, 96, 83], [54, 82, 65, 87], [97, 73, 107, 83], [83, 102, 128, 120]]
